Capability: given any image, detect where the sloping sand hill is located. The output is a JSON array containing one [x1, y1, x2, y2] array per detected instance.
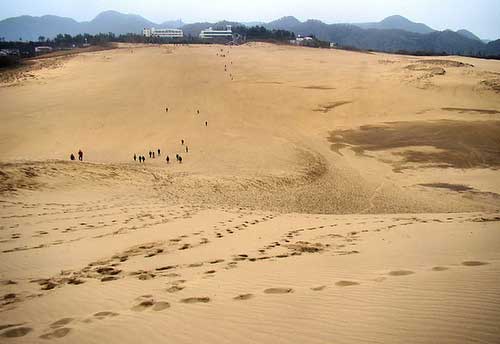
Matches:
[[0, 43, 499, 343]]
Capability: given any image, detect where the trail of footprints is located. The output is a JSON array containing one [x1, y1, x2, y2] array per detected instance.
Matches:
[[3, 213, 497, 305], [0, 259, 492, 340], [0, 202, 201, 253], [1, 212, 498, 339]]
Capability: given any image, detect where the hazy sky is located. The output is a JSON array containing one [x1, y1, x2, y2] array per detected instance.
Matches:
[[1, 0, 499, 39]]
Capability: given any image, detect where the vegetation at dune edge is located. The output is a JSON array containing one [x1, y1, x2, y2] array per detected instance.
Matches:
[[0, 26, 301, 63]]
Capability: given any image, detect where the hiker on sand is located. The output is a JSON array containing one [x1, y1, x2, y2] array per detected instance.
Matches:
[[205, 121, 208, 126], [152, 151, 155, 159], [78, 150, 83, 161], [185, 146, 189, 153], [70, 153, 75, 161], [166, 155, 170, 164], [176, 154, 179, 161], [197, 109, 200, 114], [166, 107, 169, 112], [181, 139, 184, 145], [178, 155, 183, 163], [149, 151, 152, 158], [158, 149, 161, 156], [134, 154, 137, 162]]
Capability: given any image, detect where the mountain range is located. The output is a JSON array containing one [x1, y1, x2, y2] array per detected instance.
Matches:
[[1, 11, 498, 56], [0, 11, 184, 41], [264, 16, 498, 55]]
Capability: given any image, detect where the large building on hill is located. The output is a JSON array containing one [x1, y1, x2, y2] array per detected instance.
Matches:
[[199, 25, 233, 39], [143, 28, 184, 38]]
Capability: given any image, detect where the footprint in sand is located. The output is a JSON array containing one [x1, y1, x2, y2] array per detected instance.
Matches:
[[132, 299, 170, 311], [152, 302, 170, 311], [50, 318, 73, 328], [180, 297, 211, 304], [432, 266, 450, 271], [311, 286, 327, 291], [166, 285, 185, 293], [335, 281, 360, 287], [1, 326, 33, 338], [132, 299, 155, 311], [93, 311, 119, 319], [462, 261, 489, 267], [264, 288, 294, 294], [388, 270, 415, 276], [39, 328, 71, 340], [234, 294, 254, 301], [156, 265, 177, 272], [0, 324, 25, 331]]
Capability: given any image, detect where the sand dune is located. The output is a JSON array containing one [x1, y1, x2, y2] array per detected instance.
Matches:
[[0, 43, 499, 343]]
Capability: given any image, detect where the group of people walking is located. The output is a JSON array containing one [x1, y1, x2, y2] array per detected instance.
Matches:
[[134, 141, 188, 165], [70, 150, 84, 161]]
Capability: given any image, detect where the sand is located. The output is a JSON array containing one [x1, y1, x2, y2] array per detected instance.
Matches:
[[0, 43, 499, 343]]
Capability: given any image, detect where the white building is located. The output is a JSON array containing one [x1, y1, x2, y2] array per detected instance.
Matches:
[[199, 25, 233, 39], [143, 28, 184, 38], [34, 46, 53, 54], [290, 35, 314, 45]]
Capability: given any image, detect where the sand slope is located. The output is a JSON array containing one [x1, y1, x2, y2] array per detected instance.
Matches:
[[1, 43, 499, 343]]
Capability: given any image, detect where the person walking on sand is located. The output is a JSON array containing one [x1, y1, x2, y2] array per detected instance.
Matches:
[[152, 151, 155, 159], [178, 155, 183, 163], [78, 150, 83, 161], [176, 154, 179, 161], [134, 154, 137, 162], [185, 146, 189, 153], [70, 153, 75, 161], [197, 109, 200, 114], [181, 139, 184, 145], [158, 149, 161, 156], [166, 155, 170, 164], [205, 121, 208, 126], [149, 151, 152, 158], [166, 107, 169, 112]]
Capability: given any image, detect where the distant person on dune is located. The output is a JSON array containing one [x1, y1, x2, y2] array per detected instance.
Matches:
[[70, 153, 75, 161], [158, 149, 161, 156], [149, 151, 152, 158], [152, 152, 155, 159], [176, 154, 179, 161], [134, 154, 137, 162], [78, 150, 83, 161], [181, 139, 184, 145], [166, 155, 170, 164], [166, 107, 169, 112], [185, 146, 189, 153], [178, 155, 182, 163], [205, 121, 208, 126]]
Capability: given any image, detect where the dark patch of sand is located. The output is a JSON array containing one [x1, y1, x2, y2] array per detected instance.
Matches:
[[329, 120, 500, 169]]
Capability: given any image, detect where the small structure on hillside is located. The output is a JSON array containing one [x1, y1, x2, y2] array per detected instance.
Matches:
[[200, 25, 233, 39], [143, 28, 184, 38], [34, 46, 53, 55], [290, 35, 314, 46]]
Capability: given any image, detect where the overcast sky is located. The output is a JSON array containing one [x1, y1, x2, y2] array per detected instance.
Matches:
[[1, 0, 499, 39]]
